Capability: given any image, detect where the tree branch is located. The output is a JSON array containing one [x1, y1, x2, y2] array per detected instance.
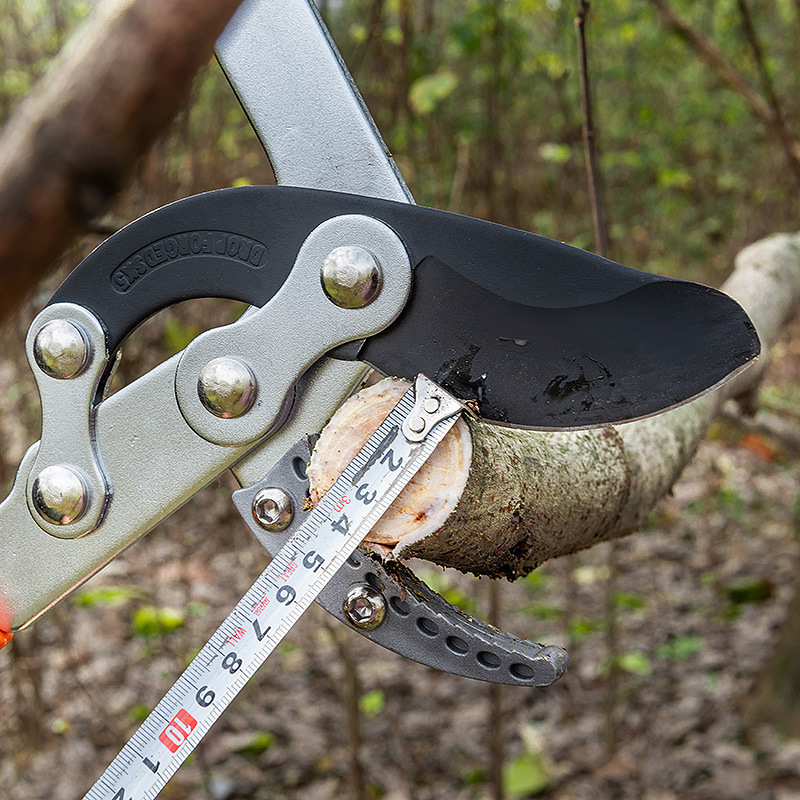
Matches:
[[648, 0, 800, 185], [0, 0, 244, 321], [310, 233, 800, 578]]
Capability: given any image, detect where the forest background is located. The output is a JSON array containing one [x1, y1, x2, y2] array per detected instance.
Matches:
[[0, 1, 800, 799]]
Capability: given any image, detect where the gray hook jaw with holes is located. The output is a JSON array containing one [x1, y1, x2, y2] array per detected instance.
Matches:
[[232, 438, 569, 687]]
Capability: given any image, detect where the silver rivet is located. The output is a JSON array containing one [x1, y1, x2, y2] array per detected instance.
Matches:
[[33, 320, 90, 379], [408, 416, 426, 434], [423, 396, 441, 414], [31, 465, 88, 525], [343, 585, 386, 631], [320, 246, 382, 309], [197, 357, 257, 418], [252, 487, 293, 531]]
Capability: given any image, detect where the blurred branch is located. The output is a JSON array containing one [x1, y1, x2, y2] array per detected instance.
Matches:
[[0, 0, 244, 322], [648, 0, 800, 187], [735, 0, 800, 187], [575, 0, 609, 259]]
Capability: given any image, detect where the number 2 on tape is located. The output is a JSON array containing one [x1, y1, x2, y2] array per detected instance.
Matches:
[[158, 709, 197, 752]]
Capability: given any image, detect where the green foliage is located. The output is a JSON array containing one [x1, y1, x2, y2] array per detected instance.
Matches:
[[75, 586, 144, 608], [657, 635, 705, 662], [524, 602, 563, 620], [568, 616, 602, 641], [359, 689, 386, 718], [131, 605, 186, 638], [417, 570, 477, 614], [409, 71, 458, 115], [615, 651, 652, 676], [725, 577, 774, 605], [503, 750, 550, 798], [129, 703, 152, 723], [614, 591, 647, 610], [232, 731, 276, 756], [523, 570, 551, 592], [162, 313, 200, 356]]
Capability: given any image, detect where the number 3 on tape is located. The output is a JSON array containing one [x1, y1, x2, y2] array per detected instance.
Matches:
[[158, 709, 197, 752]]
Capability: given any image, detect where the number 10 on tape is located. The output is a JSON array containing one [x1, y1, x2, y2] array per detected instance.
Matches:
[[158, 709, 197, 753]]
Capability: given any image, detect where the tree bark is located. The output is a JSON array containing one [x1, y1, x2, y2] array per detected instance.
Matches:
[[0, 0, 243, 320], [310, 233, 800, 578]]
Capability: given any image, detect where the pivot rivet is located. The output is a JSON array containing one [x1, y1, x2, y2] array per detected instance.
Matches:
[[198, 357, 257, 419], [320, 246, 382, 309], [408, 416, 426, 434], [32, 465, 88, 525], [33, 320, 90, 379], [343, 584, 386, 631], [252, 487, 293, 532]]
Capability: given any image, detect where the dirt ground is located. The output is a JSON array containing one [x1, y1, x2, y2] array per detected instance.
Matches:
[[0, 312, 798, 800]]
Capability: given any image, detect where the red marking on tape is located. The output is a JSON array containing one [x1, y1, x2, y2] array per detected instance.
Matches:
[[159, 708, 197, 752], [224, 626, 246, 646]]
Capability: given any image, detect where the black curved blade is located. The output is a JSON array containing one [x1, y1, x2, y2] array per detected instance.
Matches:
[[46, 185, 759, 428], [358, 257, 759, 429]]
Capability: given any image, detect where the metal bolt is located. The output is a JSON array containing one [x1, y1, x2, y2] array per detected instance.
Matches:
[[423, 396, 441, 414], [408, 416, 426, 434], [33, 320, 90, 379], [320, 246, 382, 309], [197, 357, 257, 418], [31, 465, 88, 525], [343, 584, 386, 631], [252, 487, 293, 532]]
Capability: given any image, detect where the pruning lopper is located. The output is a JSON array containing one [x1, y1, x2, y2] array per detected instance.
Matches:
[[0, 1, 759, 796]]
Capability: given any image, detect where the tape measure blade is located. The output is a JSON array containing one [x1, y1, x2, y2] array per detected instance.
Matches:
[[82, 378, 462, 800]]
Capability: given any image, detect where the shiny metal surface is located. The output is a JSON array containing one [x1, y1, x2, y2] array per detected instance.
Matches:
[[321, 245, 382, 309], [0, 0, 418, 630], [24, 303, 111, 537], [252, 487, 293, 531], [343, 584, 386, 631], [31, 465, 88, 527], [32, 319, 90, 379], [174, 215, 410, 447], [197, 357, 258, 419], [401, 374, 466, 443], [0, 357, 367, 630], [216, 0, 413, 203]]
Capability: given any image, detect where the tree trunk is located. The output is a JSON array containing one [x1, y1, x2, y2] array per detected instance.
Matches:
[[0, 0, 244, 320], [309, 233, 800, 577]]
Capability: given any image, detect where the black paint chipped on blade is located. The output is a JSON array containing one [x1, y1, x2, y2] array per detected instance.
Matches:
[[357, 257, 760, 429]]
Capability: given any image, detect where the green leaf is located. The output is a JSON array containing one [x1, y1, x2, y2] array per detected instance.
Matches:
[[75, 586, 144, 608], [409, 71, 458, 115], [460, 766, 487, 786], [359, 689, 386, 718], [568, 617, 602, 641], [614, 591, 647, 610], [538, 143, 571, 164], [716, 487, 745, 520], [523, 570, 550, 592], [162, 313, 200, 355], [503, 751, 550, 798], [129, 703, 152, 723], [616, 651, 652, 676], [131, 606, 185, 638], [726, 577, 773, 605], [657, 635, 705, 662], [233, 731, 275, 756], [524, 603, 563, 621]]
